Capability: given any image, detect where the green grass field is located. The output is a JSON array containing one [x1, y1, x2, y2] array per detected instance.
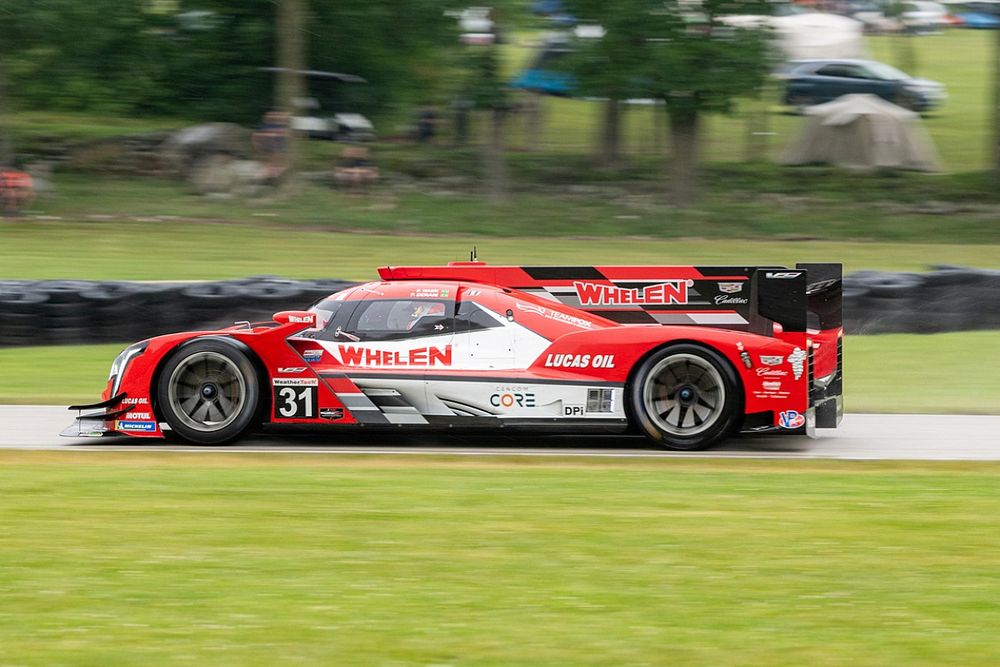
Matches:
[[2, 332, 998, 413], [2, 453, 999, 665], [3, 215, 1000, 281]]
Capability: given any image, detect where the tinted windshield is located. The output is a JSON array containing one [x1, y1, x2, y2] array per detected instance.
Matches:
[[308, 297, 345, 331], [864, 62, 909, 81]]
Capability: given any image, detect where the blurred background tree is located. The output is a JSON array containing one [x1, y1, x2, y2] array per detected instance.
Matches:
[[645, 1, 774, 206], [0, 0, 460, 124], [460, 44, 509, 202], [561, 0, 653, 170]]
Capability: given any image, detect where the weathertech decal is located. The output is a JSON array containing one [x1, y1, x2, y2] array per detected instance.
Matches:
[[574, 281, 688, 306], [332, 344, 453, 368]]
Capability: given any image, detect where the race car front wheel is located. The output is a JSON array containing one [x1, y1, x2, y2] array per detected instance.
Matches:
[[157, 339, 260, 445], [628, 344, 741, 451]]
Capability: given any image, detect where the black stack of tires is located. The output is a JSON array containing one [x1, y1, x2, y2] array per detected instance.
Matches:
[[0, 277, 356, 347], [843, 266, 1000, 334], [2, 268, 998, 347]]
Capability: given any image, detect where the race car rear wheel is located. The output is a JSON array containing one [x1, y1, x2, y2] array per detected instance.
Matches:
[[628, 344, 741, 450], [157, 339, 260, 445]]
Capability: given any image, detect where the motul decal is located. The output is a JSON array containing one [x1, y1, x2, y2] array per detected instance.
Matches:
[[333, 344, 453, 367], [574, 281, 688, 306]]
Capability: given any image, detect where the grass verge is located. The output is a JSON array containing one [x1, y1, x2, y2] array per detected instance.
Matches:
[[2, 332, 997, 413], [3, 216, 1000, 281], [1, 453, 999, 666], [10, 172, 1000, 246]]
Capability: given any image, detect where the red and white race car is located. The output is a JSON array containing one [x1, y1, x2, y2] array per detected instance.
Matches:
[[64, 262, 844, 450]]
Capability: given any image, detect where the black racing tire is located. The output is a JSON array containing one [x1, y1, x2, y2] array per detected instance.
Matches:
[[628, 344, 743, 451], [156, 338, 260, 445]]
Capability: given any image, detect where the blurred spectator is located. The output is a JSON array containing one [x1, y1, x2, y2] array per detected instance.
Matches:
[[451, 97, 473, 146], [252, 111, 291, 183], [415, 106, 440, 144], [0, 167, 34, 216], [335, 144, 379, 195]]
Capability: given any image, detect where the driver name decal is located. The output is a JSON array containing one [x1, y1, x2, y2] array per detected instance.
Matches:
[[574, 281, 688, 306], [334, 344, 453, 367]]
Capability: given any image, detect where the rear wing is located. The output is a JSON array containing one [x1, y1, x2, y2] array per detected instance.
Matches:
[[378, 262, 842, 336]]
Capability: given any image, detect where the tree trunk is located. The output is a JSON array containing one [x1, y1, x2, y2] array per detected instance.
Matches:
[[523, 92, 544, 152], [598, 98, 622, 168], [993, 25, 1000, 181], [743, 88, 770, 163], [481, 108, 508, 202], [653, 101, 667, 155], [668, 110, 700, 207], [275, 0, 306, 176], [0, 58, 12, 166]]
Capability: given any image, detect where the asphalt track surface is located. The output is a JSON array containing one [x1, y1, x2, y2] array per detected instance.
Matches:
[[2, 406, 999, 460]]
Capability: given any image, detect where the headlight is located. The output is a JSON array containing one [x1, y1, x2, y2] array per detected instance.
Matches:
[[108, 342, 148, 396]]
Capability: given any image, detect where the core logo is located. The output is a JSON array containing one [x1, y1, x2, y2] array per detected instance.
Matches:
[[334, 345, 452, 367], [574, 281, 688, 306], [765, 272, 801, 280], [543, 353, 616, 369], [491, 392, 536, 408], [779, 410, 805, 429]]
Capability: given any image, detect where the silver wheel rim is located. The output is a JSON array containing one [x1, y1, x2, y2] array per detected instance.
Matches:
[[167, 351, 246, 433], [642, 353, 725, 436]]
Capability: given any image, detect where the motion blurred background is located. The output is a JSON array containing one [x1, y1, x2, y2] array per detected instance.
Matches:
[[1, 2, 1000, 664]]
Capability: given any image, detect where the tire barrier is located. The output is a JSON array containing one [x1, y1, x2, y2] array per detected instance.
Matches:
[[1, 268, 998, 347], [0, 277, 356, 348], [843, 266, 1000, 335]]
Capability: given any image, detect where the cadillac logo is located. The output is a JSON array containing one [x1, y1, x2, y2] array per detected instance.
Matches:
[[718, 282, 743, 294]]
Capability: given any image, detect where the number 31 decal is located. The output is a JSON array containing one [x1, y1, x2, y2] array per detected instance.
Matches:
[[273, 380, 318, 419]]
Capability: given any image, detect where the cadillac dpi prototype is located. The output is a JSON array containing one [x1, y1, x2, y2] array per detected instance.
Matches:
[[64, 262, 844, 450]]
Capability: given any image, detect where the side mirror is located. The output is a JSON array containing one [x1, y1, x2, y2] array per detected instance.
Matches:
[[273, 310, 317, 327]]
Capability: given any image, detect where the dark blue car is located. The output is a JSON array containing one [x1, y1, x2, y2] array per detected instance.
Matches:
[[781, 59, 947, 112]]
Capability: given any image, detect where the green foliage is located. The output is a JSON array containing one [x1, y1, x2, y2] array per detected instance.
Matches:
[[561, 0, 776, 118], [0, 0, 462, 123], [559, 0, 654, 101], [647, 9, 775, 121], [460, 45, 509, 110]]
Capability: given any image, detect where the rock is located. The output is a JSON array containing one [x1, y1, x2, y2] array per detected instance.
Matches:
[[159, 123, 253, 176]]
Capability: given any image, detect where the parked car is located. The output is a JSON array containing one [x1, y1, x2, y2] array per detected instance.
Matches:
[[901, 1, 950, 32], [780, 59, 947, 112], [957, 11, 1000, 26]]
